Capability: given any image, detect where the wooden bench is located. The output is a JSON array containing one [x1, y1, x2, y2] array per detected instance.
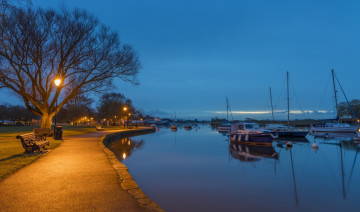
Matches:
[[16, 133, 50, 153], [33, 128, 53, 140], [96, 125, 104, 131]]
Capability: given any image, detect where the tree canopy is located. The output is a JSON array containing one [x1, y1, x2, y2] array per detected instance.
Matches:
[[0, 5, 140, 127], [97, 92, 135, 121]]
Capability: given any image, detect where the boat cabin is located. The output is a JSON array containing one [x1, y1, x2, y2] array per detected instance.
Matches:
[[230, 123, 260, 132]]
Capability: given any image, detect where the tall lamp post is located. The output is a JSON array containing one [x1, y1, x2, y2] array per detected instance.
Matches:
[[54, 78, 61, 134], [123, 106, 127, 129]]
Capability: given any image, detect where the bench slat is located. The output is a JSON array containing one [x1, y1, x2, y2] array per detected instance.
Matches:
[[16, 132, 50, 153]]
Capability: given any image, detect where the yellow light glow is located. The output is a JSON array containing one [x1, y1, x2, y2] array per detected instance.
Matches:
[[54, 78, 61, 86], [128, 113, 131, 116], [122, 153, 127, 160], [123, 107, 127, 111]]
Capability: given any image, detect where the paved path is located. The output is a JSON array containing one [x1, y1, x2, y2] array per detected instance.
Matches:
[[0, 130, 145, 212]]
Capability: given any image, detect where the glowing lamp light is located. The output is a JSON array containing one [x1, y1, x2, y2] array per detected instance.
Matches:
[[123, 107, 127, 111], [54, 78, 61, 87], [122, 153, 127, 160]]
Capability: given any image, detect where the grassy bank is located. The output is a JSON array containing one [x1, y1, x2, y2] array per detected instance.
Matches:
[[0, 125, 99, 181]]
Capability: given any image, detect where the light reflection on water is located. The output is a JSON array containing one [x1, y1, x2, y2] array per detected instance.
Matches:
[[108, 125, 360, 212]]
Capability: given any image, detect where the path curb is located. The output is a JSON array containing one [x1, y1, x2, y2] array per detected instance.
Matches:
[[98, 128, 164, 212]]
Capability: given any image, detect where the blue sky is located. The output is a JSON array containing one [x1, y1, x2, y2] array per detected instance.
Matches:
[[1, 0, 360, 120]]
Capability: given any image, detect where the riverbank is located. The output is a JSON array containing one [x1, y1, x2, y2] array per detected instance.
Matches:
[[0, 127, 162, 211]]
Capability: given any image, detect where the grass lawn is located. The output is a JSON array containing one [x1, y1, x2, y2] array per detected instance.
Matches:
[[0, 125, 98, 181]]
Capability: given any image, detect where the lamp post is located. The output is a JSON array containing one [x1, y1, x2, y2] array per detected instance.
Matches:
[[123, 106, 127, 129], [54, 78, 61, 137]]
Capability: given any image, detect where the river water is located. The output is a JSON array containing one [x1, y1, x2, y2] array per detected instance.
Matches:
[[108, 125, 360, 212]]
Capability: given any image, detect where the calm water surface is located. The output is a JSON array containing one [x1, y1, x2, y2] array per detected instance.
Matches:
[[109, 125, 360, 212]]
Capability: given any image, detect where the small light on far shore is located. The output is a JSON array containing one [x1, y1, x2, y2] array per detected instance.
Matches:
[[122, 153, 127, 160]]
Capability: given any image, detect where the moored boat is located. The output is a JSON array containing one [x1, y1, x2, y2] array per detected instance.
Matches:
[[311, 69, 359, 133], [229, 123, 275, 145], [265, 124, 308, 137], [266, 73, 308, 138], [171, 124, 177, 131], [311, 123, 358, 133]]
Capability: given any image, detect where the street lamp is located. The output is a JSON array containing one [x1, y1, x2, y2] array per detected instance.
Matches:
[[54, 78, 61, 125], [54, 78, 61, 138], [123, 106, 128, 129], [54, 78, 61, 87]]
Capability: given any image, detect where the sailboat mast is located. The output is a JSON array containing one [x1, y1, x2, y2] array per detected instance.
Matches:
[[269, 87, 275, 122], [287, 72, 290, 128], [331, 69, 339, 119], [226, 97, 229, 121]]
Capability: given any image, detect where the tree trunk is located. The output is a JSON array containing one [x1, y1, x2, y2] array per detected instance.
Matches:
[[40, 113, 53, 128]]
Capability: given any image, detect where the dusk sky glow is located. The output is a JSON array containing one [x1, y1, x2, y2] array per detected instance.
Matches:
[[1, 0, 360, 120]]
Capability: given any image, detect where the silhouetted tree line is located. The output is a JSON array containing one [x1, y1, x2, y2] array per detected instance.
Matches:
[[0, 104, 38, 125], [0, 92, 145, 125], [338, 99, 360, 120], [57, 92, 144, 125]]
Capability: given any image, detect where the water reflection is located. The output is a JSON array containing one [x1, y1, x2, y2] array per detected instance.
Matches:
[[316, 139, 359, 200], [109, 137, 144, 161], [311, 132, 355, 140], [229, 142, 279, 162], [108, 126, 360, 212]]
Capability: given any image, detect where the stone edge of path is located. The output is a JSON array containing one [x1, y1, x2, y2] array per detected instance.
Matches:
[[98, 128, 165, 212]]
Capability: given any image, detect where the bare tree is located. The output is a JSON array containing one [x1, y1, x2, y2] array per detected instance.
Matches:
[[0, 5, 140, 128], [97, 92, 134, 123]]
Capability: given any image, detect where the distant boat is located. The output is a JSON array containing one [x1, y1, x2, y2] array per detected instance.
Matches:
[[218, 97, 233, 134], [218, 121, 231, 133], [171, 112, 177, 131], [354, 132, 360, 141], [311, 70, 359, 133], [184, 124, 192, 130], [229, 122, 275, 145]]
